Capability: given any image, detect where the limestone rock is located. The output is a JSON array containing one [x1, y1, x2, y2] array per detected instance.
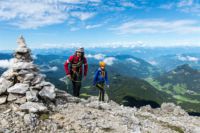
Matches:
[[17, 35, 26, 48], [24, 113, 38, 127], [0, 95, 7, 104], [24, 73, 34, 81], [12, 62, 36, 71], [161, 103, 176, 113], [15, 47, 30, 53], [7, 93, 21, 102], [10, 103, 20, 111], [39, 81, 53, 87], [1, 69, 16, 80], [31, 75, 44, 86], [161, 102, 187, 116], [18, 70, 29, 75], [7, 83, 29, 94], [14, 97, 27, 104], [20, 102, 48, 113], [39, 86, 56, 100], [0, 78, 13, 95], [0, 119, 9, 129], [26, 91, 38, 102]]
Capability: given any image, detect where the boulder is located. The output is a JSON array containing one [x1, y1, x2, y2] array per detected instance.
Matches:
[[39, 81, 53, 87], [0, 95, 7, 104], [15, 47, 30, 53], [1, 69, 16, 80], [7, 93, 21, 102], [24, 113, 38, 127], [12, 62, 36, 71], [14, 96, 27, 104], [161, 103, 176, 113], [39, 86, 56, 100], [20, 102, 48, 113], [24, 73, 34, 81], [26, 90, 38, 102], [18, 70, 29, 75], [7, 83, 29, 94], [31, 75, 44, 85], [0, 78, 13, 95]]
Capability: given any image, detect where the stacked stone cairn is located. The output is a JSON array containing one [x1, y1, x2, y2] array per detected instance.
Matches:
[[0, 36, 56, 113]]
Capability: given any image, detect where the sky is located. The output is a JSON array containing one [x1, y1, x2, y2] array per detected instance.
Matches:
[[0, 0, 200, 50]]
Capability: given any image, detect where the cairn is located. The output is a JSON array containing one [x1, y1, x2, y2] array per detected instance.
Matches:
[[0, 36, 56, 113]]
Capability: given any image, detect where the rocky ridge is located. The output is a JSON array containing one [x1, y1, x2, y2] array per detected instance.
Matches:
[[0, 36, 200, 133]]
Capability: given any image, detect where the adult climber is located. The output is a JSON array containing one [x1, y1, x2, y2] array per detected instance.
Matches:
[[64, 47, 88, 97], [93, 61, 109, 101]]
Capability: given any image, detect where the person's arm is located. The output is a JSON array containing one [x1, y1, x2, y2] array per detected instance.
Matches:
[[93, 70, 99, 85], [83, 57, 88, 77], [64, 56, 73, 75]]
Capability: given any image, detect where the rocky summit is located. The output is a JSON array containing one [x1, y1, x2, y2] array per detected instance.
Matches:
[[0, 36, 200, 133]]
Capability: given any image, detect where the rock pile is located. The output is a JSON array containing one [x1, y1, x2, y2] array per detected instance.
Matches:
[[0, 36, 56, 113]]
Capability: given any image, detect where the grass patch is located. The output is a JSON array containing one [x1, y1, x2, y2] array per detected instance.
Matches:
[[145, 78, 162, 91], [80, 93, 91, 99], [39, 113, 49, 121], [173, 95, 200, 104], [173, 84, 187, 95], [83, 86, 92, 91], [145, 78, 173, 95]]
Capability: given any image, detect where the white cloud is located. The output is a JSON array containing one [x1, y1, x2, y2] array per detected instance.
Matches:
[[59, 0, 101, 4], [58, 0, 82, 4], [0, 0, 69, 29], [71, 12, 96, 21], [51, 66, 58, 71], [126, 58, 140, 64], [0, 59, 15, 69], [41, 66, 58, 72], [103, 57, 116, 66], [177, 0, 194, 7], [160, 3, 175, 9], [148, 60, 158, 65], [103, 41, 145, 48], [86, 54, 105, 60], [160, 0, 200, 16], [121, 2, 137, 8], [85, 24, 102, 29], [177, 55, 199, 62], [111, 19, 200, 34], [0, 0, 98, 29], [88, 0, 101, 2], [178, 1, 200, 16]]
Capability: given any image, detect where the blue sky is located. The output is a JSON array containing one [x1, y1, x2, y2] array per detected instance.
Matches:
[[0, 0, 200, 50]]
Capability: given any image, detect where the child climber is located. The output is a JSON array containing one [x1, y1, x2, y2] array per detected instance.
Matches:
[[93, 61, 109, 101]]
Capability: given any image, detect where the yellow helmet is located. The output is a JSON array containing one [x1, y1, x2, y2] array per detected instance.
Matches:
[[99, 61, 106, 67]]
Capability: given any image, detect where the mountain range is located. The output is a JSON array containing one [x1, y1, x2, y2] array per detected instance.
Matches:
[[0, 47, 200, 113]]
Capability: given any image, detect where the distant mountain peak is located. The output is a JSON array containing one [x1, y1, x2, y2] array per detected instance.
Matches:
[[174, 64, 198, 73]]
